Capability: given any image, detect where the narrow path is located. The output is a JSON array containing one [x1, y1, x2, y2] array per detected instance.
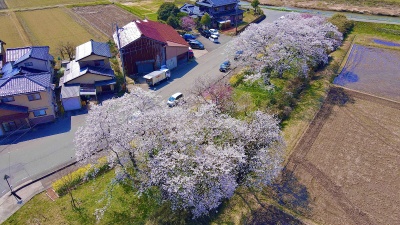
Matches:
[[8, 11, 31, 46]]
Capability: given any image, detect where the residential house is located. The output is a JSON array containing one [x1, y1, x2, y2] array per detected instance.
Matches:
[[0, 72, 56, 136], [60, 40, 115, 111], [113, 20, 189, 75], [1, 46, 54, 78], [0, 40, 5, 70], [180, 0, 244, 28]]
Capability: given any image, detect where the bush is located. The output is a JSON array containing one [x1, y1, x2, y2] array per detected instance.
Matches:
[[328, 13, 354, 36], [52, 158, 110, 196], [229, 71, 246, 86]]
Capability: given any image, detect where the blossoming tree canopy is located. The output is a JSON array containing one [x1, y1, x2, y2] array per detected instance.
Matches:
[[230, 13, 343, 79], [75, 87, 285, 218]]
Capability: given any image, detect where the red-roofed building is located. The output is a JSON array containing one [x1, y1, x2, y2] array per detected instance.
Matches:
[[113, 20, 189, 75]]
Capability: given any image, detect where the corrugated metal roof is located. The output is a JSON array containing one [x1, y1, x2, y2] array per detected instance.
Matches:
[[0, 72, 52, 97], [75, 40, 112, 61], [61, 84, 80, 99], [113, 22, 142, 49], [0, 103, 28, 113], [113, 20, 188, 49], [6, 47, 30, 62]]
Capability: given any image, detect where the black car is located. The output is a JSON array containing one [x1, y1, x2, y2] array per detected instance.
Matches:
[[188, 40, 204, 50], [200, 29, 211, 38]]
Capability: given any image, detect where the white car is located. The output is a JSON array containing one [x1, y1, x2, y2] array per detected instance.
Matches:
[[209, 34, 219, 43], [209, 29, 219, 37], [167, 92, 183, 107]]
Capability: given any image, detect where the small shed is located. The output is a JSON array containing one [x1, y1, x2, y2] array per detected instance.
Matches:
[[61, 84, 81, 111]]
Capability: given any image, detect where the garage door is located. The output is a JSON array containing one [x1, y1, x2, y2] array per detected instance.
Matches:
[[62, 97, 82, 111], [136, 60, 154, 74]]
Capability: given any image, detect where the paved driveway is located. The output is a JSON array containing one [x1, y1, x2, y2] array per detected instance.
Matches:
[[0, 109, 87, 198]]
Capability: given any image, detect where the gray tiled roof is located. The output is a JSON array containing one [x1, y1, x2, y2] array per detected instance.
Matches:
[[63, 60, 115, 84], [7, 46, 52, 65], [75, 40, 112, 61], [0, 72, 52, 97], [113, 22, 141, 49]]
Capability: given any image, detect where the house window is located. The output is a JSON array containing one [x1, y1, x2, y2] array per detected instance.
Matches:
[[214, 7, 219, 12], [225, 6, 229, 10], [2, 96, 15, 102], [27, 93, 41, 101], [32, 109, 46, 117], [24, 62, 33, 67], [2, 121, 17, 132], [94, 60, 105, 67]]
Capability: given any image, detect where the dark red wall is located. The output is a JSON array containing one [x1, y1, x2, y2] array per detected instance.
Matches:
[[121, 37, 164, 75]]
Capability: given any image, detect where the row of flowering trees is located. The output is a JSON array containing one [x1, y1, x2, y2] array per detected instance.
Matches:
[[230, 13, 343, 81], [75, 88, 285, 219]]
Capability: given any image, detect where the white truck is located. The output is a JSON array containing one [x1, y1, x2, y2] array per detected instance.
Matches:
[[143, 68, 170, 86]]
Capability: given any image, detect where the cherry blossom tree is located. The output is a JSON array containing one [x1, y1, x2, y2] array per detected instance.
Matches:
[[229, 13, 342, 80], [181, 16, 196, 31], [75, 87, 285, 219]]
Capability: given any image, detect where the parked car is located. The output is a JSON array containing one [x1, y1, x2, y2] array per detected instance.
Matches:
[[182, 33, 196, 41], [188, 47, 194, 59], [209, 34, 219, 43], [209, 29, 220, 37], [188, 40, 204, 50], [234, 50, 243, 60], [219, 60, 231, 72], [200, 29, 211, 38], [167, 92, 184, 107]]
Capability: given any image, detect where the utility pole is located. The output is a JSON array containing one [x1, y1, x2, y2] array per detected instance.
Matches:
[[4, 175, 22, 203], [115, 23, 127, 90]]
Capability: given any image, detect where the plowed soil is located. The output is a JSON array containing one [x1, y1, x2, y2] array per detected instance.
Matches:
[[285, 87, 400, 225], [72, 4, 139, 37]]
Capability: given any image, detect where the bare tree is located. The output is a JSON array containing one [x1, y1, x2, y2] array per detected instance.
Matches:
[[57, 41, 75, 61]]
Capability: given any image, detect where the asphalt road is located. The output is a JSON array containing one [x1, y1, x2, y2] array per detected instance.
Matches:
[[0, 110, 86, 198]]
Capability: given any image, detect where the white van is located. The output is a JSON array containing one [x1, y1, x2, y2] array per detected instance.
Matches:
[[209, 34, 219, 43]]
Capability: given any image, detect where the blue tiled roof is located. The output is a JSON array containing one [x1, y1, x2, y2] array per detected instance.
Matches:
[[13, 46, 51, 65], [2, 62, 48, 78], [75, 40, 112, 61], [198, 0, 238, 7], [85, 66, 115, 77], [0, 103, 28, 113], [0, 72, 52, 97]]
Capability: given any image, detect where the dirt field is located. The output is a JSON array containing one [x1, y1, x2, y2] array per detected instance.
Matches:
[[0, 12, 29, 48], [4, 0, 95, 9], [72, 4, 139, 37], [334, 44, 400, 102], [284, 88, 400, 225], [15, 7, 107, 57]]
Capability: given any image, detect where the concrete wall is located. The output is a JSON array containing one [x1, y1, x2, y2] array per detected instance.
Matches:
[[5, 90, 55, 121], [15, 58, 50, 72], [166, 46, 188, 60]]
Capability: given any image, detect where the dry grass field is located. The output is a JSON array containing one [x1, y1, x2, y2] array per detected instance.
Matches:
[[285, 88, 400, 225], [4, 0, 96, 9], [0, 12, 29, 48], [72, 4, 139, 37], [15, 7, 107, 57]]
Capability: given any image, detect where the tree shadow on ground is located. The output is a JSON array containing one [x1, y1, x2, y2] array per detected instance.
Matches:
[[326, 87, 354, 106], [264, 169, 311, 217], [245, 204, 304, 225]]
